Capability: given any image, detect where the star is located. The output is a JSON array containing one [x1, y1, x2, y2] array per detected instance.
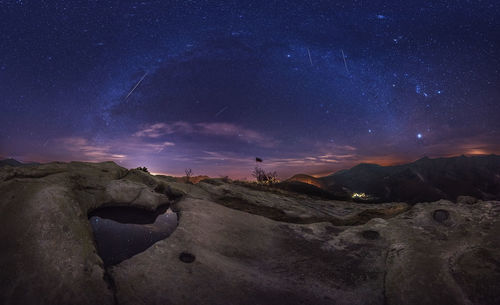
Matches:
[[0, 0, 498, 178]]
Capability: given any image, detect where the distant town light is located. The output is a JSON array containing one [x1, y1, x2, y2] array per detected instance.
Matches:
[[352, 192, 367, 199]]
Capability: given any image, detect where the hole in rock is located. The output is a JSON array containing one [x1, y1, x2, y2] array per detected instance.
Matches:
[[179, 252, 196, 263], [361, 230, 380, 240], [89, 205, 178, 266], [433, 209, 450, 223]]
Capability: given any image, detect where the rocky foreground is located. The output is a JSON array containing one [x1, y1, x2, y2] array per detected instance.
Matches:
[[1, 162, 499, 305]]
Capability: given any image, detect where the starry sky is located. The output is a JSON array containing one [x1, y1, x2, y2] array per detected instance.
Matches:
[[1, 0, 499, 178]]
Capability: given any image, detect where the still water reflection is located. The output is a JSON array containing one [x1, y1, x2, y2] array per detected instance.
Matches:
[[89, 206, 178, 266]]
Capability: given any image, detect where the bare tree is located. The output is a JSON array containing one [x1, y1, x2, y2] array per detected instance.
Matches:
[[252, 166, 278, 185], [185, 168, 193, 183]]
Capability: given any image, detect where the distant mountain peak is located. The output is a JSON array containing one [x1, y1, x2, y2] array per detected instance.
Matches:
[[0, 159, 40, 167], [0, 158, 23, 167]]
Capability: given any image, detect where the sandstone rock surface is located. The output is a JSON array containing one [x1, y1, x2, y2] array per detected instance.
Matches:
[[1, 162, 499, 305]]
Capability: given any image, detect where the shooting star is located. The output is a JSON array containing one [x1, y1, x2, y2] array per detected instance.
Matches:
[[124, 72, 148, 100], [341, 49, 349, 74], [307, 48, 313, 66], [215, 106, 228, 117]]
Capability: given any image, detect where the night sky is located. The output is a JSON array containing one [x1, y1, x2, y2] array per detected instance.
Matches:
[[1, 1, 499, 178]]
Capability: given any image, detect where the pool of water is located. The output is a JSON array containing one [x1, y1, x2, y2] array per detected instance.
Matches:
[[89, 205, 178, 266]]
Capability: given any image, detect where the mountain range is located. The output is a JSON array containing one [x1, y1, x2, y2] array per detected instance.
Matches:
[[288, 155, 500, 203], [3, 155, 500, 203]]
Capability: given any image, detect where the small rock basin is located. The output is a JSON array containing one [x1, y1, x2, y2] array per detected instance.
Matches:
[[89, 205, 178, 266]]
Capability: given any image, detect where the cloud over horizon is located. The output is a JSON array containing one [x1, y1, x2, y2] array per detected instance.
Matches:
[[133, 121, 277, 147], [3, 130, 500, 179]]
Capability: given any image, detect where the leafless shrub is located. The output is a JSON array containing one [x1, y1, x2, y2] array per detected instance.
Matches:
[[252, 166, 278, 185], [185, 168, 193, 183], [219, 175, 230, 183], [136, 166, 149, 173]]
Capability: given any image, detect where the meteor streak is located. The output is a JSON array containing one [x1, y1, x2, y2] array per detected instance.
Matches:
[[307, 48, 313, 66], [124, 72, 148, 100], [341, 49, 349, 73], [215, 106, 228, 117]]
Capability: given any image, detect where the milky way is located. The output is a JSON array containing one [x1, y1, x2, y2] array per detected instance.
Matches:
[[1, 1, 499, 178]]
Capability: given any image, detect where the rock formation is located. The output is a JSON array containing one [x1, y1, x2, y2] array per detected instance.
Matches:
[[1, 161, 499, 305]]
